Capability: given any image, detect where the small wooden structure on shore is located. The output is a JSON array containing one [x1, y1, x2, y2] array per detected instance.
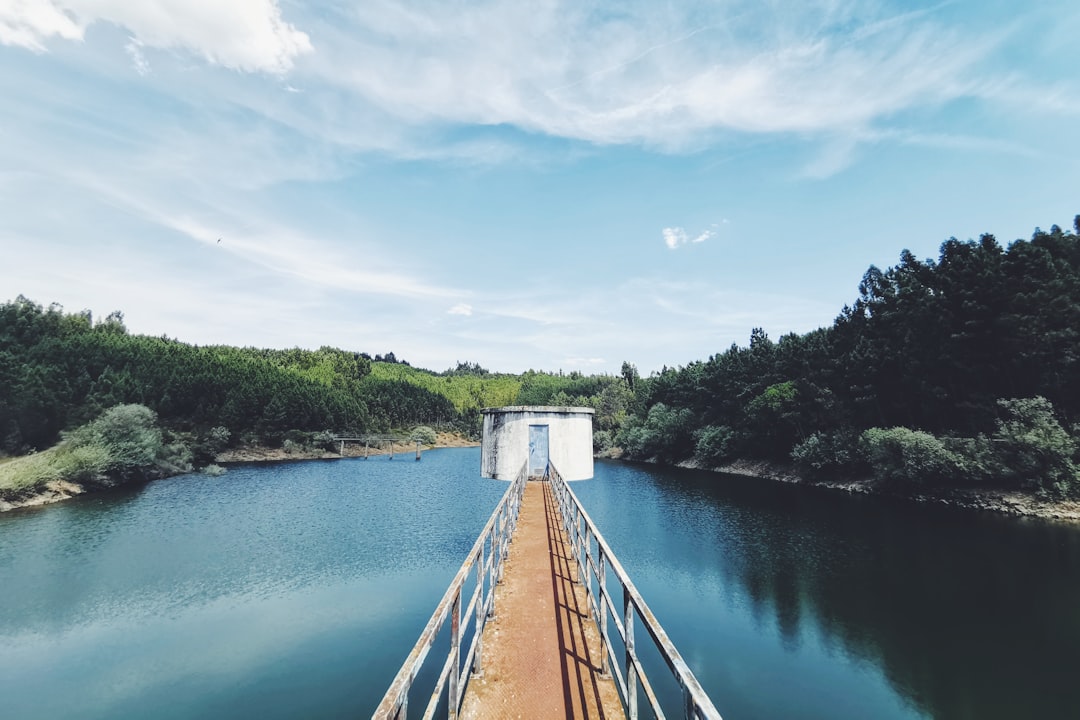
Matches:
[[333, 435, 423, 460]]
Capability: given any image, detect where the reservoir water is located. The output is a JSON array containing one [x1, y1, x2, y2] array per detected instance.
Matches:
[[1, 448, 1078, 719]]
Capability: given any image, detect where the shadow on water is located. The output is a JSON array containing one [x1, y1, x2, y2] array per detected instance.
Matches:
[[575, 460, 1080, 720]]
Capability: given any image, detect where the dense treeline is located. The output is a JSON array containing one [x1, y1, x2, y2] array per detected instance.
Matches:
[[0, 298, 618, 462], [7, 215, 1075, 501], [617, 218, 1080, 498], [0, 299, 473, 456]]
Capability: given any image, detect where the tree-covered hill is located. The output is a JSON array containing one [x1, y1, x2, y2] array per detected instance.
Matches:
[[0, 300, 449, 455], [616, 217, 1080, 498], [0, 298, 624, 459], [6, 214, 1077, 502]]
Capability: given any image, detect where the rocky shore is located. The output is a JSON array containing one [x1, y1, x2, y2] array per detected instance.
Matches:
[[673, 457, 1080, 523]]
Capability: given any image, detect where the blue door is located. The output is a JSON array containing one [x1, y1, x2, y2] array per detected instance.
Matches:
[[528, 425, 549, 477]]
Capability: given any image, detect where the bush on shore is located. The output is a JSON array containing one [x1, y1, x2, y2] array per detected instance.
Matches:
[[0, 403, 192, 501], [789, 396, 1080, 498]]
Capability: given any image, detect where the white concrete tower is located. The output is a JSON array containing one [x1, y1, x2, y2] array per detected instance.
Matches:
[[480, 406, 595, 481]]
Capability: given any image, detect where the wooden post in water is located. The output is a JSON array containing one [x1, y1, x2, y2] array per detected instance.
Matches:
[[389, 441, 394, 460], [364, 441, 368, 459], [415, 440, 421, 461]]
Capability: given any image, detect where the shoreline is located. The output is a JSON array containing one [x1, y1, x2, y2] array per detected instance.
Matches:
[[215, 432, 479, 463], [0, 433, 480, 513], [673, 456, 1080, 524], [7, 440, 1078, 524]]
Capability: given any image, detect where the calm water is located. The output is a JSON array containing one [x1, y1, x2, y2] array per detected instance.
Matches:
[[1, 449, 1078, 719]]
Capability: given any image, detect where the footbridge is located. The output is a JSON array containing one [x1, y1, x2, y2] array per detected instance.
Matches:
[[372, 408, 722, 720]]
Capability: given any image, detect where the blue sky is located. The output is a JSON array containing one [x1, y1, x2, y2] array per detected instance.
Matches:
[[2, 1, 1078, 374]]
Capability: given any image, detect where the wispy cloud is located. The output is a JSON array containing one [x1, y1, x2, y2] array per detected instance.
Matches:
[[447, 303, 473, 316], [565, 357, 606, 367], [296, 0, 1007, 153], [125, 38, 150, 76], [663, 227, 714, 249]]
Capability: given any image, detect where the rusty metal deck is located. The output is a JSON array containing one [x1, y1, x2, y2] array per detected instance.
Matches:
[[460, 481, 624, 720]]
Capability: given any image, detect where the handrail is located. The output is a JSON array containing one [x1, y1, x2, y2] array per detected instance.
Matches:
[[373, 462, 528, 719], [548, 464, 723, 720]]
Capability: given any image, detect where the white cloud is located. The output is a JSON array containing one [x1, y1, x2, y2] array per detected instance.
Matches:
[[0, 0, 82, 50], [0, 0, 311, 73], [663, 226, 713, 249], [447, 303, 473, 316], [125, 37, 149, 76], [565, 357, 606, 367], [296, 0, 1001, 151], [662, 227, 684, 249]]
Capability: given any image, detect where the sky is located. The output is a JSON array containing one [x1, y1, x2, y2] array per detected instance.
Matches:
[[2, 0, 1078, 375]]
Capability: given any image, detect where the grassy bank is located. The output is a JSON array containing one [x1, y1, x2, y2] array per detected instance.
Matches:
[[0, 404, 192, 507], [1, 414, 478, 512]]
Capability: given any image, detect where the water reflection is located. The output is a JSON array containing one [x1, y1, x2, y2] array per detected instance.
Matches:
[[0, 448, 504, 720], [576, 460, 1080, 720], [3, 450, 1078, 719]]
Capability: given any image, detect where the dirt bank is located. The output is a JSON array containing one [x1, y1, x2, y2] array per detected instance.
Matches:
[[670, 456, 1080, 524], [0, 480, 86, 513], [215, 431, 479, 463]]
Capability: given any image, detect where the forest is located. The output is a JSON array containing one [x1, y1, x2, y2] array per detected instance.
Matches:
[[612, 218, 1080, 498], [3, 216, 1079, 501], [0, 300, 628, 499]]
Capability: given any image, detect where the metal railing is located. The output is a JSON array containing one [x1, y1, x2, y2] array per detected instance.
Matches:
[[549, 464, 723, 720], [373, 462, 528, 720]]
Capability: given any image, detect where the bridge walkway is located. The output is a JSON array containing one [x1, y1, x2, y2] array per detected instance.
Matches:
[[459, 480, 623, 720]]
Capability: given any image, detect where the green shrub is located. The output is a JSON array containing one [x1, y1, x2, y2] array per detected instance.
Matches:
[[312, 429, 337, 451], [65, 404, 164, 483], [940, 434, 996, 487], [860, 427, 964, 488], [50, 444, 110, 484], [694, 425, 737, 467], [791, 430, 860, 481], [615, 403, 695, 462], [992, 397, 1078, 497], [592, 429, 614, 453], [410, 425, 438, 446], [208, 426, 232, 449]]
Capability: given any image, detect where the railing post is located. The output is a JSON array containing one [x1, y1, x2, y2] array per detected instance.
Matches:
[[625, 586, 638, 720], [599, 549, 610, 677], [571, 509, 582, 583], [449, 587, 461, 720], [474, 546, 484, 678], [503, 505, 509, 573], [487, 530, 497, 618], [583, 526, 593, 615]]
